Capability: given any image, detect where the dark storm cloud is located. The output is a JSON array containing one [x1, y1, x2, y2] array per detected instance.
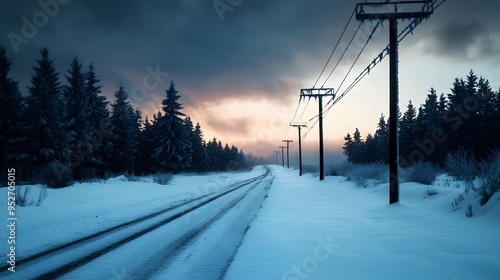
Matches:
[[0, 0, 358, 109], [1, 0, 499, 111], [421, 20, 499, 60], [412, 0, 500, 60]]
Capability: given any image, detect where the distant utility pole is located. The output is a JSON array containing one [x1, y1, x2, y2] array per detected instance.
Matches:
[[278, 146, 286, 167], [300, 88, 335, 181], [273, 151, 279, 165], [356, 0, 433, 204], [282, 140, 293, 169], [290, 123, 307, 176]]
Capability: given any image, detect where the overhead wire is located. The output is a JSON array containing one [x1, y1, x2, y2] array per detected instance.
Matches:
[[284, 1, 366, 144], [300, 0, 441, 142], [324, 0, 444, 116], [312, 4, 359, 89]]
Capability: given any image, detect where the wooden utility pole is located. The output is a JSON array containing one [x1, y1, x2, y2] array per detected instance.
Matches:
[[282, 140, 293, 169], [356, 0, 433, 204], [273, 151, 279, 165], [300, 88, 335, 180], [278, 146, 286, 167], [291, 123, 307, 176]]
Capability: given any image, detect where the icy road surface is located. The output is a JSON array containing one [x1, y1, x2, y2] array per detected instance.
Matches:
[[1, 165, 499, 279]]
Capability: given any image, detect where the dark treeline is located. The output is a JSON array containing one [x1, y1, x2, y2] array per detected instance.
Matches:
[[343, 70, 500, 166], [0, 47, 250, 186]]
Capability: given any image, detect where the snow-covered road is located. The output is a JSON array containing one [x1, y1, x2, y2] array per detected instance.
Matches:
[[1, 165, 499, 279], [0, 166, 274, 279]]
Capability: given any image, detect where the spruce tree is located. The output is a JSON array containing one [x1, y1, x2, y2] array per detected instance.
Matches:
[[374, 114, 389, 164], [351, 128, 364, 164], [190, 122, 209, 172], [85, 63, 111, 176], [206, 137, 223, 171], [21, 48, 68, 175], [0, 47, 24, 179], [447, 76, 468, 152], [153, 81, 191, 173], [109, 85, 137, 174], [476, 77, 497, 159], [421, 88, 447, 163], [63, 57, 99, 179], [342, 133, 354, 162], [399, 101, 417, 166], [364, 133, 377, 163], [136, 116, 155, 175]]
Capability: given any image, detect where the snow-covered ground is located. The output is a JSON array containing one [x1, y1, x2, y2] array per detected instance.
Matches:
[[1, 165, 499, 279], [227, 166, 500, 280]]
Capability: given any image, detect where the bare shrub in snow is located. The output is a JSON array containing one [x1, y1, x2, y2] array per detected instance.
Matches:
[[153, 173, 173, 185], [476, 151, 500, 206], [425, 187, 438, 197], [344, 163, 388, 188], [465, 203, 473, 218], [15, 186, 32, 206], [328, 162, 354, 177], [36, 186, 49, 206], [451, 193, 464, 211], [445, 149, 477, 181], [15, 186, 49, 207], [405, 162, 441, 185]]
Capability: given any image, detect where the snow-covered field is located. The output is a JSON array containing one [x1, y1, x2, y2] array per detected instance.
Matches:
[[1, 165, 499, 279], [227, 167, 500, 280]]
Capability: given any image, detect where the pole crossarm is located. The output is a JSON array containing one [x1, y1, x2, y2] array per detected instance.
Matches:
[[300, 88, 335, 100], [290, 122, 307, 128], [356, 1, 433, 20]]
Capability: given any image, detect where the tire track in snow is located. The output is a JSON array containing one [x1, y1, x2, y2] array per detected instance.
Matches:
[[0, 167, 271, 279]]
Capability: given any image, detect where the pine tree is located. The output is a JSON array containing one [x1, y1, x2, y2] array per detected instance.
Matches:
[[351, 128, 364, 164], [136, 117, 155, 175], [85, 63, 111, 176], [342, 133, 354, 162], [132, 108, 143, 174], [399, 100, 417, 166], [109, 85, 137, 174], [21, 48, 68, 175], [447, 75, 469, 152], [0, 47, 24, 179], [206, 137, 224, 171], [364, 133, 377, 163], [190, 122, 209, 172], [419, 88, 446, 163], [374, 114, 389, 164], [153, 81, 191, 173], [63, 57, 100, 179], [476, 77, 497, 159]]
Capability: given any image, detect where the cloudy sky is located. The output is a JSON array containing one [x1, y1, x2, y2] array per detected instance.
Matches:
[[1, 0, 499, 164]]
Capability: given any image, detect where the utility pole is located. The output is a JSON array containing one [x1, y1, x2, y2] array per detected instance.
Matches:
[[278, 146, 286, 167], [290, 122, 307, 176], [356, 1, 433, 204], [300, 88, 335, 180], [282, 140, 293, 169], [273, 151, 279, 165]]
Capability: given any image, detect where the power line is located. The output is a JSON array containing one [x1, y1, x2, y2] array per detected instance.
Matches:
[[322, 0, 447, 118], [295, 0, 446, 144], [313, 4, 359, 88], [320, 21, 364, 88], [284, 97, 303, 139]]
